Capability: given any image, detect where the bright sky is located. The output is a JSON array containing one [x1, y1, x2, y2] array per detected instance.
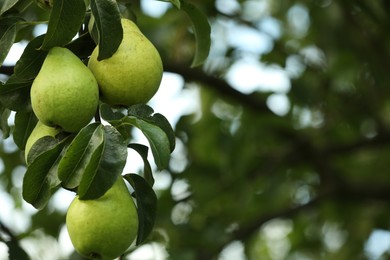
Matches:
[[1, 0, 389, 259]]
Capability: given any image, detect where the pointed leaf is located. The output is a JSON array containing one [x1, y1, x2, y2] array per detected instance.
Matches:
[[0, 16, 22, 66], [1, 0, 32, 15], [123, 117, 171, 170], [0, 0, 19, 15], [78, 125, 128, 200], [0, 106, 11, 139], [99, 102, 126, 122], [128, 104, 176, 152], [5, 240, 30, 260], [22, 137, 68, 209], [181, 1, 211, 67], [58, 123, 102, 189], [41, 0, 86, 50], [90, 0, 123, 60], [128, 144, 154, 186], [124, 173, 157, 245], [13, 111, 38, 150], [14, 34, 47, 80], [138, 119, 171, 169], [0, 74, 32, 111]]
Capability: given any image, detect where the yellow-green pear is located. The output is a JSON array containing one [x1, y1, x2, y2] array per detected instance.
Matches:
[[88, 18, 163, 107], [24, 121, 61, 163], [66, 177, 138, 260], [31, 47, 99, 133]]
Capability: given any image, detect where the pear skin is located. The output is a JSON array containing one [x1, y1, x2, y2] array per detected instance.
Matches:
[[88, 19, 163, 107], [66, 177, 138, 260], [31, 47, 99, 133]]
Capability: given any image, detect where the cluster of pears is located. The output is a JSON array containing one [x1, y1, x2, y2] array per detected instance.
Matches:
[[26, 18, 163, 259]]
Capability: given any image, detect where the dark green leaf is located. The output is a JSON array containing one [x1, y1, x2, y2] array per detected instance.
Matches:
[[181, 1, 211, 67], [0, 0, 19, 15], [90, 0, 123, 60], [58, 123, 102, 189], [128, 104, 176, 152], [0, 16, 22, 66], [22, 137, 68, 209], [13, 111, 38, 150], [41, 0, 86, 50], [0, 74, 32, 111], [5, 240, 30, 260], [65, 32, 95, 60], [0, 105, 11, 138], [150, 113, 176, 152], [124, 173, 157, 245], [128, 144, 154, 186], [122, 116, 171, 170], [128, 104, 155, 119], [78, 125, 128, 200], [1, 0, 32, 15], [99, 102, 126, 122], [14, 34, 47, 80]]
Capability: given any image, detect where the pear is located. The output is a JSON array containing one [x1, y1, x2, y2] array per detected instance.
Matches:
[[24, 121, 61, 163], [88, 19, 163, 107], [31, 47, 99, 133], [66, 177, 138, 260]]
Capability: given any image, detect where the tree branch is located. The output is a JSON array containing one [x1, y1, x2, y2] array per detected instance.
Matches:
[[164, 63, 272, 114]]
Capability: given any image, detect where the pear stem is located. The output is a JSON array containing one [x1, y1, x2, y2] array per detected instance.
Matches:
[[94, 106, 101, 123]]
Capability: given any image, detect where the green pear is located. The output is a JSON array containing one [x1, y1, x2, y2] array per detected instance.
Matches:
[[24, 121, 61, 163], [66, 177, 138, 260], [88, 19, 163, 107], [31, 47, 99, 133]]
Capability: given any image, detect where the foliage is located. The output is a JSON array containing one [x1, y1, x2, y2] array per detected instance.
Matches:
[[1, 0, 390, 259]]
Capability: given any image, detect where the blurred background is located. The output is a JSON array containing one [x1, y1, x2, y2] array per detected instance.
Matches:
[[1, 0, 390, 259]]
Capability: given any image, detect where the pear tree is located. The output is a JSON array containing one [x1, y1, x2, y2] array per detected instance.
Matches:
[[0, 0, 210, 259]]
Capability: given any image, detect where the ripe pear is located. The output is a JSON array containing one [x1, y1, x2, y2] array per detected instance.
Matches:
[[88, 19, 163, 107], [24, 121, 61, 163], [31, 47, 99, 133], [66, 177, 138, 260]]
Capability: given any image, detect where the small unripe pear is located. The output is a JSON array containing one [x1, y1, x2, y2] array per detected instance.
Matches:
[[88, 19, 163, 107], [66, 177, 138, 260], [31, 47, 99, 133], [24, 121, 61, 163]]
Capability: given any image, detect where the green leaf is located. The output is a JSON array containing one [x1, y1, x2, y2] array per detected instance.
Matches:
[[0, 35, 47, 111], [22, 137, 68, 209], [58, 123, 102, 189], [0, 0, 19, 15], [156, 0, 180, 9], [0, 16, 22, 66], [0, 74, 32, 111], [58, 123, 128, 200], [90, 0, 123, 60], [128, 144, 154, 186], [1, 0, 32, 15], [78, 125, 128, 200], [14, 34, 47, 80], [181, 1, 211, 67], [13, 111, 38, 150], [99, 102, 126, 122], [124, 174, 157, 245], [138, 119, 171, 169], [5, 240, 30, 260], [41, 0, 86, 50], [128, 104, 176, 152], [0, 105, 11, 139], [122, 116, 170, 170]]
